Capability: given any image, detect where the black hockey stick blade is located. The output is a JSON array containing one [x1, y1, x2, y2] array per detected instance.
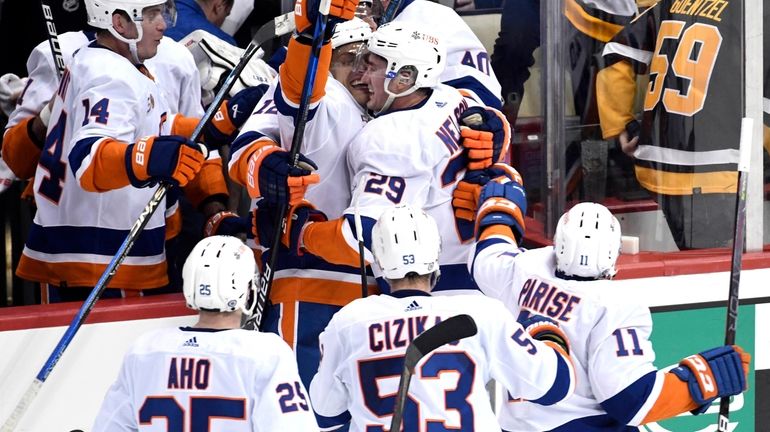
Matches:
[[389, 314, 478, 432]]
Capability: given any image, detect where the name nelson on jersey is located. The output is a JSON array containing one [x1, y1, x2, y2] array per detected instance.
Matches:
[[669, 0, 730, 21], [519, 278, 582, 323], [435, 97, 469, 185]]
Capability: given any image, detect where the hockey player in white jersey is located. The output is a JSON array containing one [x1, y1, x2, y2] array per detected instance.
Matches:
[[93, 236, 319, 431], [467, 182, 751, 431], [9, 0, 262, 299], [254, 22, 512, 297], [309, 204, 575, 431]]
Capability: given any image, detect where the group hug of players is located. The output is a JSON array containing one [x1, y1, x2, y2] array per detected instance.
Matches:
[[0, 0, 755, 430]]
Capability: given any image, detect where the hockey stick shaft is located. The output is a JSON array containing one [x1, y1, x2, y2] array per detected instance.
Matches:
[[379, 0, 404, 25], [354, 175, 368, 298], [716, 118, 752, 432], [254, 0, 331, 330], [39, 1, 65, 78], [390, 314, 478, 432], [0, 15, 295, 432]]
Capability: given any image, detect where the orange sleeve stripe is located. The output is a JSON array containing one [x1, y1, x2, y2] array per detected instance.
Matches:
[[165, 207, 182, 240], [641, 372, 699, 424], [182, 158, 228, 209], [597, 62, 637, 139], [270, 277, 379, 306], [170, 114, 199, 138], [79, 138, 132, 192], [478, 224, 516, 242], [279, 37, 331, 104], [2, 118, 42, 179], [302, 219, 362, 267]]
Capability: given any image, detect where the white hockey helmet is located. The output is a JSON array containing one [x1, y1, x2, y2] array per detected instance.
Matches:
[[331, 17, 372, 50], [554, 202, 621, 279], [182, 236, 257, 314], [371, 204, 441, 281], [364, 22, 445, 109], [85, 0, 168, 60]]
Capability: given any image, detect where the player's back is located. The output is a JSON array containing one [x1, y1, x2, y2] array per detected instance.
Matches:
[[497, 246, 655, 431], [94, 327, 318, 431], [394, 0, 502, 107], [348, 84, 478, 293], [312, 292, 571, 431]]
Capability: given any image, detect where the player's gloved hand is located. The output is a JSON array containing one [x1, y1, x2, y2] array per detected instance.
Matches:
[[0, 73, 28, 117], [517, 311, 570, 355], [125, 135, 207, 188], [245, 140, 320, 206], [204, 84, 268, 149], [252, 199, 327, 255], [453, 163, 523, 222], [294, 0, 358, 40], [671, 345, 751, 414], [459, 106, 511, 170], [475, 173, 526, 242], [204, 211, 252, 237]]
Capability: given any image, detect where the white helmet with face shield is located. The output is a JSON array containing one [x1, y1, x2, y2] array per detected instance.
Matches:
[[355, 22, 446, 114], [182, 235, 257, 315], [85, 0, 171, 62], [331, 17, 372, 50]]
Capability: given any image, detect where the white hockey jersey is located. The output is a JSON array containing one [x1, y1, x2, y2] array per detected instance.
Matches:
[[8, 32, 202, 128], [337, 84, 478, 293], [17, 43, 180, 289], [93, 327, 319, 431], [393, 0, 503, 107], [470, 243, 662, 431], [309, 291, 575, 431]]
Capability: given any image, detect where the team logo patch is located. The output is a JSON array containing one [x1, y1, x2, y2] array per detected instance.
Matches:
[[62, 0, 79, 12], [435, 101, 446, 108], [405, 300, 422, 312], [182, 337, 199, 347], [147, 94, 155, 112]]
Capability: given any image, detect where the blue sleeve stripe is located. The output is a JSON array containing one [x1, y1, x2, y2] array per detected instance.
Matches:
[[68, 136, 103, 175], [343, 214, 376, 251], [231, 130, 269, 156], [274, 82, 319, 122], [600, 370, 658, 425], [315, 410, 350, 430], [532, 349, 573, 406], [443, 76, 503, 109], [26, 222, 166, 257]]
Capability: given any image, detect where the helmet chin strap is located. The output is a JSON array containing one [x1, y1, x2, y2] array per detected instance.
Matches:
[[373, 76, 419, 116], [107, 20, 144, 64]]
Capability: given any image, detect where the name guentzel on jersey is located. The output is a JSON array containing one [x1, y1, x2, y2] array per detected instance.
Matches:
[[669, 0, 729, 22]]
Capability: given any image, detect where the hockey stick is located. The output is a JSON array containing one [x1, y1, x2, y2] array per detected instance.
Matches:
[[353, 175, 369, 298], [379, 0, 404, 25], [0, 14, 295, 432], [39, 0, 65, 78], [389, 314, 478, 432], [716, 117, 753, 432], [249, 0, 331, 331]]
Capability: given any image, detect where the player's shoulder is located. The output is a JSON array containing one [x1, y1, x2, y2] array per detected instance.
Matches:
[[154, 36, 196, 68], [432, 293, 511, 321]]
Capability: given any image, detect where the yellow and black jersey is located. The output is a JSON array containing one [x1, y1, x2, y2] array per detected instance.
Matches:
[[564, 0, 638, 43], [598, 0, 743, 196]]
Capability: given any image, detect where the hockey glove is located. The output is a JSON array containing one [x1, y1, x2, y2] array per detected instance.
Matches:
[[204, 211, 252, 237], [204, 84, 269, 149], [125, 135, 206, 188], [475, 175, 526, 242], [453, 163, 524, 222], [517, 311, 570, 355], [294, 0, 358, 40], [460, 106, 511, 170], [245, 140, 320, 206], [0, 73, 28, 117], [671, 345, 750, 414], [253, 199, 327, 255]]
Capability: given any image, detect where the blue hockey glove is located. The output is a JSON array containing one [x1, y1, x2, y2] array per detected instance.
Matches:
[[204, 211, 252, 237], [476, 177, 526, 242], [517, 311, 569, 355], [671, 345, 750, 414], [204, 84, 268, 148], [253, 199, 327, 255], [460, 106, 511, 170]]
